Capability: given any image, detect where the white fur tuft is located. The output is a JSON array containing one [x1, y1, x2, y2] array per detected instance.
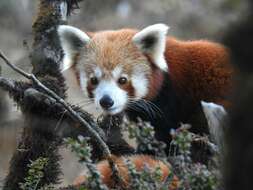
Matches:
[[132, 24, 169, 72], [112, 66, 123, 79], [58, 25, 90, 71], [201, 101, 227, 149]]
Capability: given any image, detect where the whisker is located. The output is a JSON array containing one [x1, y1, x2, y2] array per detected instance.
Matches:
[[79, 101, 93, 106], [127, 101, 153, 119], [143, 99, 163, 116], [78, 102, 94, 108], [75, 98, 95, 105], [127, 98, 163, 120], [127, 105, 142, 113], [77, 100, 94, 105]]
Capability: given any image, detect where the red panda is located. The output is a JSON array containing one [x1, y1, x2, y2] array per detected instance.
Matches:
[[57, 24, 232, 187], [73, 155, 179, 189], [58, 23, 232, 148]]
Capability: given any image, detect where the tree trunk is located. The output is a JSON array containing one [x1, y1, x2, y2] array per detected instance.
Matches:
[[3, 1, 77, 189]]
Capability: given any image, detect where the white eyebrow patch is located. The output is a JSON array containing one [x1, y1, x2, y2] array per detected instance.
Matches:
[[94, 67, 102, 78], [112, 66, 123, 79]]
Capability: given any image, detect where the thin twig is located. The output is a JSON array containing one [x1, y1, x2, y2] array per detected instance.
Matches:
[[0, 51, 32, 79]]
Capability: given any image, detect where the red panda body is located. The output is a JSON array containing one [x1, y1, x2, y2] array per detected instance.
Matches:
[[73, 155, 179, 189], [166, 37, 232, 107], [58, 24, 233, 188]]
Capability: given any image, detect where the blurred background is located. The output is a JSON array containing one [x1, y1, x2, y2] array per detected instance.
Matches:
[[0, 0, 249, 187]]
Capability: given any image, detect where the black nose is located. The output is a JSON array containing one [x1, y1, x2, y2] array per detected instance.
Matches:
[[99, 95, 114, 109]]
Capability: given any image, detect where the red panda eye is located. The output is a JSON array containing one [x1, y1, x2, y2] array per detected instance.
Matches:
[[90, 77, 99, 85], [118, 77, 128, 85]]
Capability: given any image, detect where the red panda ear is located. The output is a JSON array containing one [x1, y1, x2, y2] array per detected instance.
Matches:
[[132, 24, 169, 72], [58, 25, 91, 71]]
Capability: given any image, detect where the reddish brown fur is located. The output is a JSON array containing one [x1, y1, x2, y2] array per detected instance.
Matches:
[[120, 82, 135, 97], [73, 155, 179, 189], [87, 29, 145, 71], [146, 66, 165, 99], [164, 37, 233, 108]]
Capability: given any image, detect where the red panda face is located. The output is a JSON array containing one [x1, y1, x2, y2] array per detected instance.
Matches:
[[79, 63, 149, 115], [58, 24, 169, 115]]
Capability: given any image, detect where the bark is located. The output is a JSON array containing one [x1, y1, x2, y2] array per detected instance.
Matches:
[[0, 67, 9, 123]]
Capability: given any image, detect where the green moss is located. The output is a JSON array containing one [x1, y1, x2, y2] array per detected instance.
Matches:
[[19, 157, 51, 190]]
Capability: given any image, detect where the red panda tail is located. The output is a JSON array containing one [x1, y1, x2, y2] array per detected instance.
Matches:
[[73, 155, 179, 189]]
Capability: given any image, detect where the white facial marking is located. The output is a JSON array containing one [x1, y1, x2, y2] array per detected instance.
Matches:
[[79, 70, 87, 92], [94, 80, 128, 115], [121, 73, 129, 80], [112, 66, 123, 79], [131, 71, 148, 98], [94, 67, 102, 79], [133, 23, 169, 72]]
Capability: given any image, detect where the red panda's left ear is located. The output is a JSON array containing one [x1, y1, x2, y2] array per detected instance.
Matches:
[[132, 24, 169, 72], [58, 25, 91, 71]]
